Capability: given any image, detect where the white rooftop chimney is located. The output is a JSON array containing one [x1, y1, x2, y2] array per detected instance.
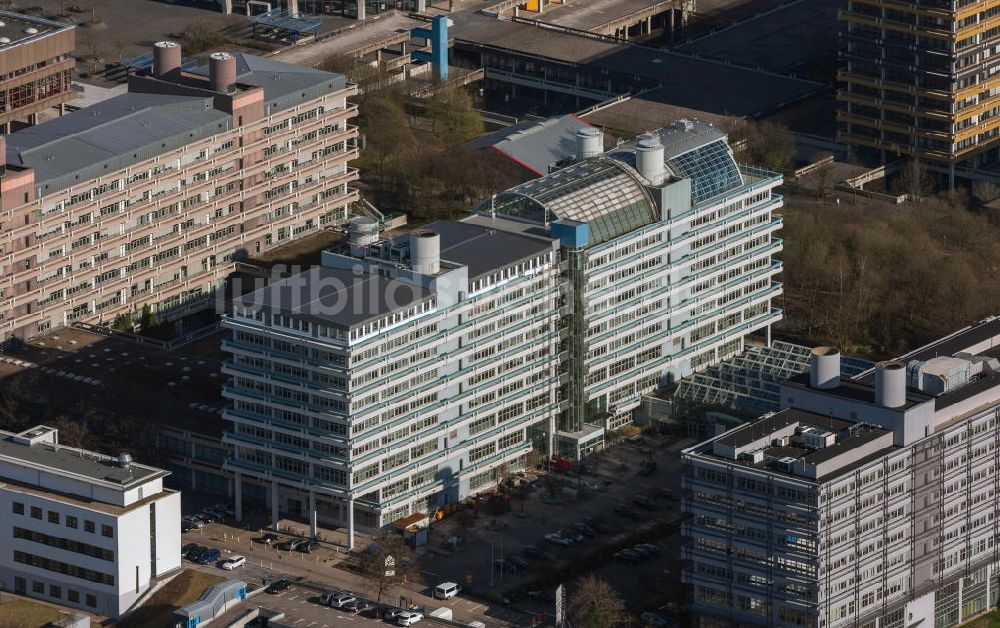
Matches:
[[635, 135, 666, 185], [875, 361, 906, 408], [577, 127, 603, 158], [410, 229, 441, 275], [810, 346, 840, 389]]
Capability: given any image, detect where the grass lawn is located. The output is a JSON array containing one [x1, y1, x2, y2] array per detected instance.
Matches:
[[964, 610, 1000, 628], [0, 598, 76, 627], [120, 570, 226, 628]]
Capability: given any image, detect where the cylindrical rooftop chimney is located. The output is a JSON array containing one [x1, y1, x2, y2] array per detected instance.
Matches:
[[635, 135, 666, 185], [577, 127, 603, 158], [209, 52, 237, 93], [810, 346, 841, 390], [348, 216, 379, 258], [875, 361, 906, 408], [152, 41, 181, 78], [410, 229, 441, 275]]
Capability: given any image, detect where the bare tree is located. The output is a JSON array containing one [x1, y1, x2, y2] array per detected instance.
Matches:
[[111, 36, 131, 66], [570, 576, 628, 628], [356, 532, 420, 613]]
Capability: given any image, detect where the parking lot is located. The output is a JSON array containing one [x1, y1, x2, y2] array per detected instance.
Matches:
[[421, 433, 695, 622]]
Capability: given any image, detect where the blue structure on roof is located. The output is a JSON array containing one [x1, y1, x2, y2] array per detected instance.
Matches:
[[123, 53, 200, 73], [411, 15, 449, 81], [250, 9, 322, 41]]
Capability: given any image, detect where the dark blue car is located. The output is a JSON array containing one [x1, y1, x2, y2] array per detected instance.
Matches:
[[195, 548, 221, 564]]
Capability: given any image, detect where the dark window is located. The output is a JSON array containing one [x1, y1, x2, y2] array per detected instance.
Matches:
[[12, 502, 23, 515], [84, 520, 94, 533], [30, 506, 42, 519], [86, 594, 96, 608], [67, 590, 79, 603], [32, 581, 44, 594], [66, 516, 77, 529], [14, 577, 25, 594], [47, 511, 59, 524], [101, 525, 114, 538], [49, 584, 61, 598]]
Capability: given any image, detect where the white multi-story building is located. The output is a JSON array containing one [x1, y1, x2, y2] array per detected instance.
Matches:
[[473, 119, 783, 456], [0, 425, 181, 618], [220, 118, 783, 540], [222, 220, 561, 547], [683, 318, 1000, 627]]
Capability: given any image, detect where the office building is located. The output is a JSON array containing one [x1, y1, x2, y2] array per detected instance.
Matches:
[[474, 119, 783, 456], [0, 11, 76, 132], [222, 219, 562, 548], [682, 318, 1000, 627], [838, 0, 1000, 179], [220, 118, 782, 540], [0, 42, 359, 342], [0, 425, 181, 618]]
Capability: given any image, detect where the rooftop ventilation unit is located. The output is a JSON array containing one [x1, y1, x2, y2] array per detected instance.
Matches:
[[776, 457, 797, 472], [24, 27, 37, 35], [771, 436, 789, 447], [739, 449, 765, 464]]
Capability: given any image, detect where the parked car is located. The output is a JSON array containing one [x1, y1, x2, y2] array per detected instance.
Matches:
[[183, 544, 205, 560], [182, 516, 205, 529], [614, 505, 643, 520], [434, 582, 460, 599], [221, 555, 246, 570], [296, 540, 319, 553], [277, 539, 306, 551], [396, 611, 424, 626], [583, 517, 611, 534], [214, 503, 236, 517], [526, 590, 555, 603], [181, 521, 196, 533], [613, 549, 642, 565], [638, 460, 657, 476], [522, 545, 549, 560], [195, 548, 221, 565], [641, 612, 672, 626], [658, 488, 679, 501], [266, 579, 292, 594], [255, 533, 279, 545], [197, 511, 219, 524], [573, 521, 596, 537], [635, 543, 661, 556], [508, 556, 529, 570], [634, 495, 658, 510], [341, 600, 368, 614], [382, 608, 406, 621], [493, 558, 518, 574], [181, 543, 198, 558], [326, 593, 356, 608], [545, 533, 573, 547]]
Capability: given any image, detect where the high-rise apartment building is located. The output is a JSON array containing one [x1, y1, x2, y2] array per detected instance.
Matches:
[[474, 120, 783, 457], [683, 319, 1000, 627], [220, 119, 783, 542], [0, 425, 180, 618], [0, 42, 358, 342], [838, 0, 1000, 176]]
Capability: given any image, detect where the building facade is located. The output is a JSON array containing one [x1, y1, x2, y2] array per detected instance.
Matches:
[[222, 220, 562, 547], [0, 42, 359, 342], [838, 0, 1000, 175], [0, 11, 76, 132], [220, 119, 782, 540], [475, 120, 783, 456], [0, 425, 181, 618], [683, 318, 1000, 627]]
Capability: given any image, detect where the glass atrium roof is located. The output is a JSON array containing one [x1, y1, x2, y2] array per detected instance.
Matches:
[[665, 139, 743, 204], [475, 158, 657, 246]]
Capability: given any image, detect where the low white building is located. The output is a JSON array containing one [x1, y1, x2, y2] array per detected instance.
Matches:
[[0, 425, 181, 618]]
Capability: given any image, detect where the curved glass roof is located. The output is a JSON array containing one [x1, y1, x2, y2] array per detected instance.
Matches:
[[475, 158, 657, 246], [665, 138, 743, 204]]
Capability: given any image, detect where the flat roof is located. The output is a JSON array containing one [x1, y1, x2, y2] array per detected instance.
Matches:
[[424, 220, 555, 279], [0, 428, 166, 489], [6, 52, 346, 197], [714, 407, 854, 449], [235, 266, 434, 329], [0, 10, 72, 47], [471, 114, 594, 176]]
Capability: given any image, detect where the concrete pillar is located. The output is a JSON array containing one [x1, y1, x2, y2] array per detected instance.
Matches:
[[357, 0, 366, 20], [417, 0, 426, 11], [347, 496, 355, 550], [669, 9, 675, 44], [271, 480, 280, 529], [58, 103, 65, 116], [645, 16, 651, 34], [235, 471, 243, 522], [220, 0, 233, 13], [949, 163, 956, 191], [287, 0, 298, 15], [309, 491, 317, 538]]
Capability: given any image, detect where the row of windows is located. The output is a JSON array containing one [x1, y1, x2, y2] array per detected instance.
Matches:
[[13, 551, 115, 586], [12, 503, 113, 537], [14, 576, 98, 609], [13, 527, 114, 562]]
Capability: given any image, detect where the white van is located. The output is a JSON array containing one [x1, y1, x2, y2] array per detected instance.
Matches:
[[434, 582, 460, 599]]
